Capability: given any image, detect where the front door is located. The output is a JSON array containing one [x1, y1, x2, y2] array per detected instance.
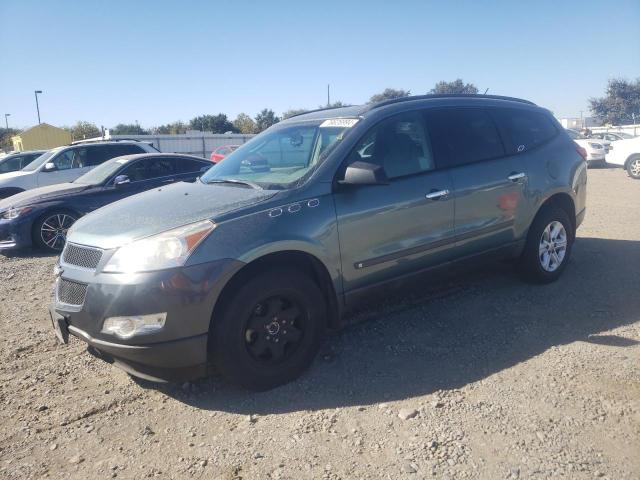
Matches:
[[333, 111, 456, 295]]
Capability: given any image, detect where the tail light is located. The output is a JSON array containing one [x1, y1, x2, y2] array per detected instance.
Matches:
[[575, 143, 587, 161]]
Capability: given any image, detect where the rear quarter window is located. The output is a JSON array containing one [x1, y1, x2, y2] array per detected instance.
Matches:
[[492, 108, 558, 154]]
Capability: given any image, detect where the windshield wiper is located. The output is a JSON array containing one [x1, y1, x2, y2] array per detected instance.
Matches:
[[205, 178, 263, 190]]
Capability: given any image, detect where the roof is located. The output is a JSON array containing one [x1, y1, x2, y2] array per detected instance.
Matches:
[[107, 152, 210, 163], [282, 94, 538, 123], [17, 123, 67, 135]]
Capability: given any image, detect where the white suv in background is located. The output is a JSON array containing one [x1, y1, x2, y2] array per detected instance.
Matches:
[[0, 141, 157, 199], [565, 129, 608, 166], [604, 136, 640, 179]]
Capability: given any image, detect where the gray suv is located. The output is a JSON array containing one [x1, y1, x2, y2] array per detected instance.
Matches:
[[50, 95, 587, 390]]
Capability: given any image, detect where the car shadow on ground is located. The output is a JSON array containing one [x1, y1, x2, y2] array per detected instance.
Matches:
[[143, 236, 640, 414], [1, 249, 59, 259]]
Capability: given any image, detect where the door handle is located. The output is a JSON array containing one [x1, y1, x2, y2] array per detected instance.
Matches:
[[425, 189, 450, 200], [508, 172, 527, 182]]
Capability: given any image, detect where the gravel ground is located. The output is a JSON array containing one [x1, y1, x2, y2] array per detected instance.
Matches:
[[0, 167, 638, 480]]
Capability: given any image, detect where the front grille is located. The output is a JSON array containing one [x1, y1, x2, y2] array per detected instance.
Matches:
[[62, 243, 103, 270], [57, 279, 88, 306]]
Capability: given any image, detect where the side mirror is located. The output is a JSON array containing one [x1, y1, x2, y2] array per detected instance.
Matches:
[[43, 162, 57, 172], [339, 161, 389, 186], [113, 175, 131, 187]]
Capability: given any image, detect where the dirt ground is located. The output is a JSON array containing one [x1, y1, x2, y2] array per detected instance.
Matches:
[[0, 167, 638, 480]]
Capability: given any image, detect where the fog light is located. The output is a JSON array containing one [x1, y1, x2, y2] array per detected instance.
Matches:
[[102, 313, 167, 339]]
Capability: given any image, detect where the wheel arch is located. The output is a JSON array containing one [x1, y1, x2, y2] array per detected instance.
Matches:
[[535, 192, 576, 235], [624, 153, 640, 169], [209, 249, 341, 341]]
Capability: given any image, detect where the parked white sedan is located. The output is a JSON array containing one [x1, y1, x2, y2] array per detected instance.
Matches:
[[565, 129, 607, 166], [605, 136, 640, 179]]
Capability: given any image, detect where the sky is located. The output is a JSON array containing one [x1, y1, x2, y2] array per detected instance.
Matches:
[[1, 0, 639, 130]]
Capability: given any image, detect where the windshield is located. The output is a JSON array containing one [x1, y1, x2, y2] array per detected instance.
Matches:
[[74, 157, 128, 185], [21, 149, 58, 171], [566, 129, 585, 140], [200, 119, 356, 189]]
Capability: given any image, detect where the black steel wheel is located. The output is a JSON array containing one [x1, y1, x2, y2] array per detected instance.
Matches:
[[210, 268, 326, 390]]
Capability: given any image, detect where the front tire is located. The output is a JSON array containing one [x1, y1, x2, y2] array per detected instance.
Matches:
[[626, 156, 640, 179], [210, 268, 326, 390], [33, 210, 78, 252], [518, 206, 574, 284]]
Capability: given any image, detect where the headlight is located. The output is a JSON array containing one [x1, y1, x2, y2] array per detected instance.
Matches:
[[102, 313, 167, 339], [1, 206, 33, 220], [103, 220, 215, 273], [588, 142, 603, 149]]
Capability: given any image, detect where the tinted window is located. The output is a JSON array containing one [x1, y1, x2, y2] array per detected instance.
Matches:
[[20, 154, 41, 168], [121, 157, 175, 182], [349, 112, 435, 179], [492, 108, 557, 154], [176, 158, 209, 173], [86, 146, 114, 166], [424, 108, 504, 167], [0, 156, 21, 173], [109, 144, 146, 157]]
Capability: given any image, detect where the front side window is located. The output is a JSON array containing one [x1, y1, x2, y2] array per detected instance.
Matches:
[[52, 148, 87, 170], [348, 112, 435, 178], [121, 158, 175, 182], [425, 108, 505, 167], [201, 120, 354, 189], [492, 108, 557, 154]]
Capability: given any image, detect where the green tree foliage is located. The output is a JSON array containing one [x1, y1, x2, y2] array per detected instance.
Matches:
[[189, 114, 237, 134], [0, 127, 18, 152], [233, 113, 257, 133], [154, 121, 188, 134], [429, 79, 478, 95], [110, 123, 148, 135], [255, 109, 280, 132], [369, 88, 411, 103], [68, 121, 102, 140], [589, 78, 640, 125]]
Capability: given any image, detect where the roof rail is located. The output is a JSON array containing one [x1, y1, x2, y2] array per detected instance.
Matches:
[[70, 137, 148, 145], [285, 104, 354, 119], [366, 94, 536, 111]]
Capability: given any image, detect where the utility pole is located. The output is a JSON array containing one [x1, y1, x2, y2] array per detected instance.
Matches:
[[4, 113, 10, 130], [327, 84, 330, 107], [34, 90, 43, 124]]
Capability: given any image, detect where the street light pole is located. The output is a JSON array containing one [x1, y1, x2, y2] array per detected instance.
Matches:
[[4, 113, 10, 130], [34, 90, 43, 124]]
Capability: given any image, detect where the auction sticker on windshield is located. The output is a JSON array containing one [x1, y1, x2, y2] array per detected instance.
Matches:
[[320, 118, 359, 128]]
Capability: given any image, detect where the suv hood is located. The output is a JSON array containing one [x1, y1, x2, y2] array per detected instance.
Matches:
[[0, 183, 89, 210], [67, 180, 278, 250]]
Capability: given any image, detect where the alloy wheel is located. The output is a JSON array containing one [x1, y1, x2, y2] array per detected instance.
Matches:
[[630, 159, 640, 177], [244, 295, 305, 364], [40, 213, 76, 251], [539, 221, 567, 272]]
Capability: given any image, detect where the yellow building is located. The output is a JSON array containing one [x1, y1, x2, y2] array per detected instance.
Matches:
[[11, 123, 72, 151]]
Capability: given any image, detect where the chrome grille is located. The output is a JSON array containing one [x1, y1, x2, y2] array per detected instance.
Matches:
[[62, 243, 103, 270], [57, 279, 88, 306]]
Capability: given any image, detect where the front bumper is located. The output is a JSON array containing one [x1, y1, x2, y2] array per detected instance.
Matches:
[[0, 217, 33, 250], [51, 257, 244, 381]]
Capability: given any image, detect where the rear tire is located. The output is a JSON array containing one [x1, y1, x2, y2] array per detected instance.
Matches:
[[626, 156, 640, 179], [210, 268, 326, 390], [33, 210, 78, 252], [518, 206, 574, 284]]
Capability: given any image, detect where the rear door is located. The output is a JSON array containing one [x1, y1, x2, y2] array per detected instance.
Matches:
[[424, 107, 529, 257], [36, 147, 88, 186], [334, 111, 455, 294]]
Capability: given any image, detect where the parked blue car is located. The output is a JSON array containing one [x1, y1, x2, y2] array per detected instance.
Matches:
[[0, 153, 211, 251]]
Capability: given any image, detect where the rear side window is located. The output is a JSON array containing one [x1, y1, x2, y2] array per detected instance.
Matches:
[[109, 144, 146, 158], [21, 154, 40, 168], [176, 158, 209, 173], [86, 146, 114, 166], [424, 108, 504, 168], [492, 108, 558, 154], [121, 157, 175, 182]]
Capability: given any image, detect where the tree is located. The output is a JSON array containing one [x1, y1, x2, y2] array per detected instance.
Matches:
[[68, 121, 101, 140], [254, 109, 280, 132], [282, 108, 309, 120], [154, 121, 188, 134], [369, 88, 411, 103], [233, 113, 257, 133], [189, 114, 237, 134], [110, 123, 148, 135], [429, 79, 478, 95], [0, 127, 18, 152], [589, 78, 640, 125]]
